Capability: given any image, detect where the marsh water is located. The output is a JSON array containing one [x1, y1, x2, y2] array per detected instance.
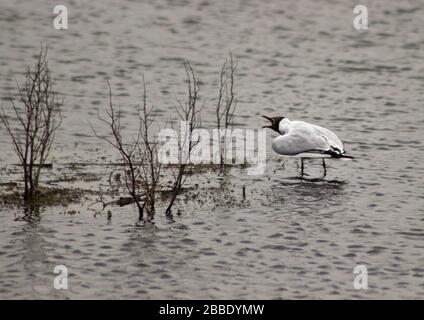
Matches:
[[1, 0, 424, 299]]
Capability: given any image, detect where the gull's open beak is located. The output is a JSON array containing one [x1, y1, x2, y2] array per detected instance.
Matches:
[[262, 115, 272, 128]]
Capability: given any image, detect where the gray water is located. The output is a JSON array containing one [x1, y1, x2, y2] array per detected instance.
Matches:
[[1, 0, 424, 299]]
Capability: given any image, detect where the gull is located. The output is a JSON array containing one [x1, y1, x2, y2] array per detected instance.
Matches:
[[262, 115, 353, 177]]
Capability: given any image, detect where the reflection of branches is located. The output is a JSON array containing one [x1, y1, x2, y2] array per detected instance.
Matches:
[[165, 61, 203, 216], [216, 51, 237, 170], [0, 45, 62, 201]]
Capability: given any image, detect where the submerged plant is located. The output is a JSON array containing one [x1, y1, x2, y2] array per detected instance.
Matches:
[[93, 62, 203, 220], [92, 79, 155, 220], [0, 45, 63, 201], [165, 61, 203, 216], [216, 51, 237, 171]]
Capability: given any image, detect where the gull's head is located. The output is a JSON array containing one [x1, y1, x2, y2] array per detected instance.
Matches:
[[262, 115, 284, 133]]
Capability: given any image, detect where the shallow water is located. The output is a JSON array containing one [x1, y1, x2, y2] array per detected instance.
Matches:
[[1, 0, 424, 299]]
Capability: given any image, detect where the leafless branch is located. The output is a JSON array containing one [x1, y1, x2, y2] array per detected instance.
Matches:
[[165, 61, 203, 216], [92, 76, 163, 220], [216, 51, 237, 170], [0, 45, 62, 201]]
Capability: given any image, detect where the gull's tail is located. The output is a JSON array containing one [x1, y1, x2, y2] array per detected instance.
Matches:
[[339, 154, 355, 159], [325, 149, 355, 159]]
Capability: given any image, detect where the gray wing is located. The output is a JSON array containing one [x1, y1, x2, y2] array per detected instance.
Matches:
[[271, 124, 330, 155], [292, 121, 345, 154], [310, 124, 344, 154]]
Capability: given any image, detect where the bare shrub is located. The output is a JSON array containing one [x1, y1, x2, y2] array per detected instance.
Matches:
[[136, 76, 162, 215], [93, 63, 202, 219], [0, 46, 62, 201], [92, 77, 161, 220], [216, 51, 237, 170], [165, 61, 203, 216]]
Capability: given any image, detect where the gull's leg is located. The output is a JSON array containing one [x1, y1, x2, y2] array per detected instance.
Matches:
[[300, 158, 304, 178], [322, 158, 327, 178]]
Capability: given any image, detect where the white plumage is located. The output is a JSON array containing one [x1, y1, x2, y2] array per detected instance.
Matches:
[[262, 116, 352, 177], [272, 118, 345, 157]]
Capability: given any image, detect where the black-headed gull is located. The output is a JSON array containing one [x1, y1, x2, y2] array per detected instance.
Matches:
[[262, 115, 353, 177]]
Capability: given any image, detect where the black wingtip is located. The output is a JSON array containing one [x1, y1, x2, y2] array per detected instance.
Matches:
[[324, 150, 354, 159]]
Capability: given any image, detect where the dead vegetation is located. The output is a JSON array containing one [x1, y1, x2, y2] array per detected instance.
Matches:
[[216, 51, 237, 171], [0, 45, 62, 202], [91, 80, 151, 220], [1, 48, 241, 218], [92, 61, 202, 220], [165, 61, 203, 216]]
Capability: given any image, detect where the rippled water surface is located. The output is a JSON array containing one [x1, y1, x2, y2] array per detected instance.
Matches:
[[1, 0, 424, 299]]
